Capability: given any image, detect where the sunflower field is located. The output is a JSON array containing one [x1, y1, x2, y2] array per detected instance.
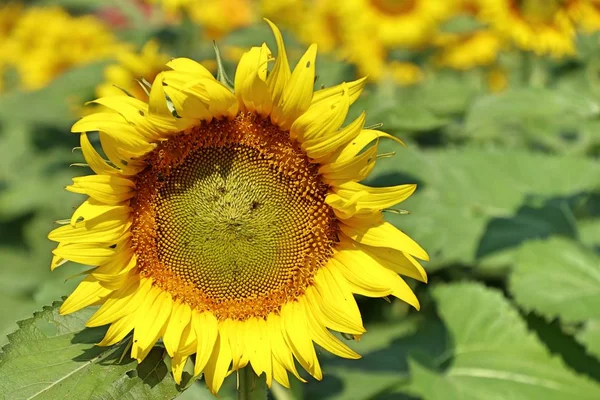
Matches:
[[1, 0, 600, 399]]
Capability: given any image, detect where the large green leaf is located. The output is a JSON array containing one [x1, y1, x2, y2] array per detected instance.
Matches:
[[577, 319, 600, 361], [368, 146, 600, 270], [510, 238, 600, 322], [407, 283, 600, 400], [461, 88, 600, 153], [0, 302, 183, 399]]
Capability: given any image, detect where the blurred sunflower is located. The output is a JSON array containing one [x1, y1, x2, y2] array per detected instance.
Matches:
[[433, 30, 502, 70], [96, 41, 170, 100], [0, 6, 128, 91], [479, 0, 576, 57], [568, 0, 600, 33], [346, 0, 453, 48], [147, 0, 254, 38], [260, 0, 307, 28], [49, 21, 428, 393]]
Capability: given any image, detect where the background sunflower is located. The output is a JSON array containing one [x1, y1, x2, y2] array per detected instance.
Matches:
[[1, 0, 600, 399]]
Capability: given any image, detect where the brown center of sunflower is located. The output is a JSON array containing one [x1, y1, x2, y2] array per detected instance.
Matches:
[[131, 112, 338, 320]]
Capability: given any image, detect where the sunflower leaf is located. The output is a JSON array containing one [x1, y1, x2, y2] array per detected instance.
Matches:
[[576, 319, 600, 361], [510, 238, 600, 323], [462, 88, 600, 153], [368, 146, 600, 270], [509, 238, 600, 361], [0, 301, 183, 399], [407, 283, 600, 400]]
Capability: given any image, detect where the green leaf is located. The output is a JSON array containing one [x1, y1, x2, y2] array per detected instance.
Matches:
[[510, 238, 600, 322], [462, 88, 600, 153], [0, 301, 183, 399], [407, 283, 600, 400], [368, 146, 600, 269], [0, 62, 107, 129], [577, 319, 600, 361]]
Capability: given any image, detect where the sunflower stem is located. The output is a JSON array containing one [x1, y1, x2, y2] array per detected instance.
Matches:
[[237, 366, 267, 400]]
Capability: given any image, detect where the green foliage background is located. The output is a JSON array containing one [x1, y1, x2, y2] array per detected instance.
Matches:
[[1, 1, 600, 399]]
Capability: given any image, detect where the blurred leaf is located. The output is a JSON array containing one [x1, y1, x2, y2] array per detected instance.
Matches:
[[407, 283, 600, 400], [0, 62, 107, 129], [577, 319, 600, 361], [510, 238, 600, 322], [0, 301, 183, 399], [462, 88, 600, 153], [368, 146, 600, 270]]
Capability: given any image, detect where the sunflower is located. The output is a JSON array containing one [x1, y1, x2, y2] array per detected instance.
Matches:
[[147, 0, 254, 38], [478, 0, 576, 58], [346, 0, 452, 48], [96, 40, 170, 100], [1, 6, 127, 91], [568, 0, 600, 33], [49, 21, 428, 394], [433, 30, 503, 70]]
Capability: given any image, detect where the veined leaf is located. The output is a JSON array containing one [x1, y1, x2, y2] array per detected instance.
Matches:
[[368, 146, 600, 270], [462, 88, 600, 154], [0, 301, 183, 399], [510, 238, 600, 322], [407, 283, 600, 400]]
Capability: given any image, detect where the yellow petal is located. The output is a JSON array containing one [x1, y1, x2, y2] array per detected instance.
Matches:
[[80, 133, 119, 176], [312, 76, 367, 107], [163, 301, 192, 357], [52, 243, 116, 267], [148, 72, 172, 117], [70, 199, 131, 227], [203, 331, 233, 395], [99, 312, 137, 346], [304, 297, 361, 359], [72, 113, 155, 157], [312, 265, 365, 334], [303, 112, 365, 163], [268, 313, 305, 383], [326, 182, 416, 219], [304, 286, 361, 335], [281, 301, 322, 380], [265, 19, 291, 111], [290, 82, 349, 143], [66, 175, 136, 205], [167, 58, 214, 78], [352, 239, 428, 283], [192, 311, 219, 376], [48, 213, 130, 244], [333, 129, 404, 165], [132, 289, 172, 362], [272, 358, 290, 388], [319, 144, 378, 184], [60, 277, 112, 315], [235, 44, 271, 112], [333, 248, 420, 309], [171, 354, 189, 385], [271, 44, 317, 130], [340, 219, 429, 261], [86, 278, 149, 327]]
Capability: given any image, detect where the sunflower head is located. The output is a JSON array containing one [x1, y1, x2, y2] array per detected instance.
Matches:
[[49, 20, 428, 394]]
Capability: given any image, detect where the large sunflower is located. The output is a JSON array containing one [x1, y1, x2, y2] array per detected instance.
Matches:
[[479, 0, 576, 57], [49, 21, 428, 394]]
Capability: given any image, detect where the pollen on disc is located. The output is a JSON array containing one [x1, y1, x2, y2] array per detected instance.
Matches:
[[131, 112, 338, 320]]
